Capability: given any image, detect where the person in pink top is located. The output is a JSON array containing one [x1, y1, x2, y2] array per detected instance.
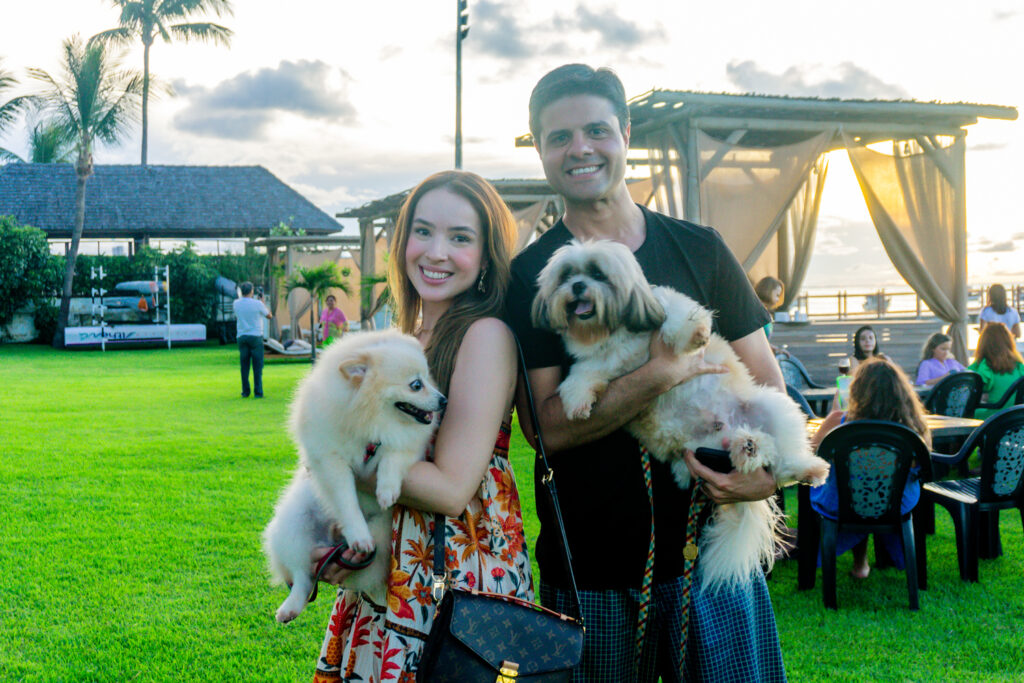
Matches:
[[915, 332, 966, 386], [319, 294, 347, 344]]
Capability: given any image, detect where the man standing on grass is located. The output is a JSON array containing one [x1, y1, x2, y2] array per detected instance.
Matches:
[[506, 64, 788, 681], [233, 282, 272, 398]]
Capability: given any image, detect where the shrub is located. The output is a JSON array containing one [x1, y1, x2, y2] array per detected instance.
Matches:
[[0, 216, 59, 331]]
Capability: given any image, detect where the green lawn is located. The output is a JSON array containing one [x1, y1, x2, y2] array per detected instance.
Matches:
[[1, 343, 1022, 682]]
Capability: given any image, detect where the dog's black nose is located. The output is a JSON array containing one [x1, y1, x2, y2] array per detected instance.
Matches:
[[438, 396, 448, 409], [572, 281, 586, 296]]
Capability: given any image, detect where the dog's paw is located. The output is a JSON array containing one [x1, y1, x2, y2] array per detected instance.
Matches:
[[685, 321, 711, 353], [376, 484, 400, 509], [344, 521, 376, 554], [565, 398, 594, 421], [801, 458, 831, 487], [728, 429, 768, 473], [276, 605, 300, 624], [671, 459, 692, 489], [559, 381, 597, 420]]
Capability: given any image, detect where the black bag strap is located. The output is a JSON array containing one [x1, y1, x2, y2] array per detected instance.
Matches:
[[430, 336, 584, 624]]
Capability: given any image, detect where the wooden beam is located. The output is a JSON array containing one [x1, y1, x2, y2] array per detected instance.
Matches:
[[683, 122, 701, 222], [699, 129, 748, 183]]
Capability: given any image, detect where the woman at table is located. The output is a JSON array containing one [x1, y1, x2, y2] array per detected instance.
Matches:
[[755, 275, 789, 357], [969, 322, 1024, 420], [915, 332, 966, 386], [811, 357, 932, 579], [979, 284, 1021, 340], [850, 325, 886, 371]]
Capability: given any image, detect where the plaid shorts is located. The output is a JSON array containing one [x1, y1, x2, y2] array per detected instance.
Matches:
[[540, 570, 786, 682]]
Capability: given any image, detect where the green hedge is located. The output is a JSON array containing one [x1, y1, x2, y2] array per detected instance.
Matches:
[[0, 216, 63, 333]]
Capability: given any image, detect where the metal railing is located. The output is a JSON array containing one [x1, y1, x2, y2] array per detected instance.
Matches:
[[793, 285, 1024, 321]]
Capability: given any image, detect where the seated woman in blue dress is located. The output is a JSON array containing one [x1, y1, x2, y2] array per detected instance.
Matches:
[[810, 357, 932, 578]]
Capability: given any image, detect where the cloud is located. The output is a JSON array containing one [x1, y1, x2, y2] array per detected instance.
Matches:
[[992, 9, 1020, 21], [726, 60, 908, 100], [469, 2, 664, 61], [570, 6, 666, 48], [969, 141, 1008, 152], [172, 60, 356, 140], [977, 240, 1015, 253]]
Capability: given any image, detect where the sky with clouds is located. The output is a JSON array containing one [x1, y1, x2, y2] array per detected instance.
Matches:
[[1, 0, 1021, 288]]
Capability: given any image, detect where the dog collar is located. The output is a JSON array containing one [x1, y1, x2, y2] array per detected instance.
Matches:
[[364, 442, 381, 464]]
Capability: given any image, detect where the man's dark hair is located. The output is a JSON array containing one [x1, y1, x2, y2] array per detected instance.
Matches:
[[528, 64, 629, 145], [240, 281, 254, 296]]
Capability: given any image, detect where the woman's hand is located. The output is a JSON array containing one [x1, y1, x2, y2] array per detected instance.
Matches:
[[682, 449, 777, 504], [311, 545, 373, 586]]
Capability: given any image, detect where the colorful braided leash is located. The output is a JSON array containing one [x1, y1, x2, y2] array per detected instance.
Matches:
[[635, 446, 656, 659], [678, 481, 710, 681]]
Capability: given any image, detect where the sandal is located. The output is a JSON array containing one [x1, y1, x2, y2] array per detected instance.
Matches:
[[307, 541, 377, 603]]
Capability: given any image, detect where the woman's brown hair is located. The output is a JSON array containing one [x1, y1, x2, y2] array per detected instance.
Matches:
[[754, 276, 784, 311], [387, 170, 517, 394], [973, 321, 1024, 374], [847, 357, 930, 444], [988, 284, 1008, 316]]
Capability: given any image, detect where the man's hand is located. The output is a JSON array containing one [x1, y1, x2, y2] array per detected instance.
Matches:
[[682, 449, 777, 504], [647, 332, 727, 389]]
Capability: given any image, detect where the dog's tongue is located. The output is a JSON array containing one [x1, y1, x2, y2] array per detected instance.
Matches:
[[574, 300, 594, 316]]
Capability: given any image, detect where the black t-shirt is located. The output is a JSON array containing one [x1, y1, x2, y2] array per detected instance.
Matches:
[[506, 205, 770, 590]]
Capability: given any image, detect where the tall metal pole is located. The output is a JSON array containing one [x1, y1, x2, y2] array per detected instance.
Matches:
[[455, 0, 468, 169]]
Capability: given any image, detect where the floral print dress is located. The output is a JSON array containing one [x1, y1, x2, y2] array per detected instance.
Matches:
[[313, 421, 533, 682]]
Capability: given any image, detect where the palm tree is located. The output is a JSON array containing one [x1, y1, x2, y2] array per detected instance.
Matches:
[[26, 120, 76, 163], [29, 35, 143, 347], [286, 262, 351, 362], [91, 0, 233, 166], [0, 58, 32, 163]]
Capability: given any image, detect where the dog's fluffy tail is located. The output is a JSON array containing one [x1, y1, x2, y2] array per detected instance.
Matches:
[[697, 497, 785, 593]]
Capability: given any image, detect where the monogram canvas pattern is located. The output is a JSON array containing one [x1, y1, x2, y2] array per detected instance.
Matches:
[[848, 445, 898, 518], [421, 591, 582, 681]]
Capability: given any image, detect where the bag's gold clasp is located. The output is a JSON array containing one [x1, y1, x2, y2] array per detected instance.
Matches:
[[497, 660, 519, 682], [431, 573, 448, 603]]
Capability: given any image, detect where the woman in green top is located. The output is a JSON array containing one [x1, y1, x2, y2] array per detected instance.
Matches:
[[969, 322, 1024, 419]]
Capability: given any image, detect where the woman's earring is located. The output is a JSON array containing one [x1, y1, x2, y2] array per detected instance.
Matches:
[[477, 266, 488, 293]]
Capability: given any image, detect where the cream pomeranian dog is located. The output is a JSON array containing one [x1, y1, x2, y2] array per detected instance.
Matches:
[[532, 240, 829, 590], [263, 329, 445, 622]]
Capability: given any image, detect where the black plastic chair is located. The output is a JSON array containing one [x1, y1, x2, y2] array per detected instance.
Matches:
[[778, 353, 825, 389], [924, 371, 983, 418], [785, 383, 817, 418], [975, 375, 1024, 415], [808, 420, 932, 610], [917, 406, 1024, 583]]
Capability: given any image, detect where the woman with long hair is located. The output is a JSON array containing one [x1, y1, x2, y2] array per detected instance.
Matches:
[[849, 324, 885, 371], [979, 284, 1021, 339], [915, 332, 966, 386], [754, 275, 788, 357], [969, 322, 1024, 420], [310, 171, 533, 681], [810, 357, 931, 578]]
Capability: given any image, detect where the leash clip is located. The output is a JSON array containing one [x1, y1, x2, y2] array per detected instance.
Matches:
[[542, 468, 554, 485], [431, 572, 448, 602]]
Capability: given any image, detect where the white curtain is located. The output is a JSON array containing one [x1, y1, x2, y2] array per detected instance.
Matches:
[[748, 157, 830, 310], [698, 130, 833, 270], [845, 132, 968, 362], [513, 201, 549, 253]]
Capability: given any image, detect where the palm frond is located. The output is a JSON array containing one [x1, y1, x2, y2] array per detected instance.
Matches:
[[168, 22, 233, 46], [0, 147, 26, 163], [88, 27, 134, 46]]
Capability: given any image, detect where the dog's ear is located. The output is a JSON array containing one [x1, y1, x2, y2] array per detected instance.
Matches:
[[624, 284, 666, 332], [338, 352, 371, 387], [531, 291, 552, 331]]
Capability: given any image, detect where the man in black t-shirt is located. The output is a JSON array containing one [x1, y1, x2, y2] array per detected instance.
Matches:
[[508, 65, 787, 681]]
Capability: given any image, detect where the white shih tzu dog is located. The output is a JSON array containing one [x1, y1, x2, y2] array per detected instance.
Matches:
[[263, 329, 446, 622], [532, 239, 829, 590]]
